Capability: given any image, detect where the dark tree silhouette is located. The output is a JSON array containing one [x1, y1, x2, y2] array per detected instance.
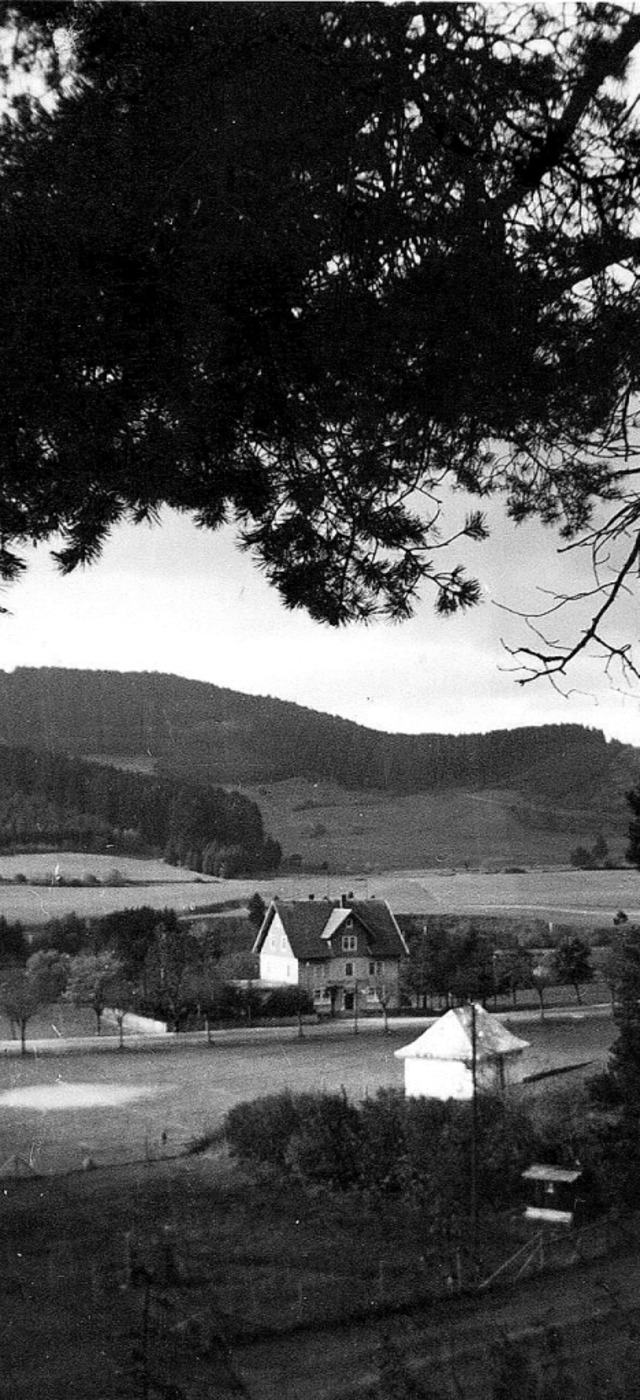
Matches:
[[0, 4, 639, 671], [626, 785, 640, 869], [552, 935, 593, 1005]]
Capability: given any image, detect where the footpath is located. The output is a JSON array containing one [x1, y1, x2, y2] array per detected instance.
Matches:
[[0, 1001, 612, 1058]]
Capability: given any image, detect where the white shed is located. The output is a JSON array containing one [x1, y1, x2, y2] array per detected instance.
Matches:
[[395, 1003, 529, 1100]]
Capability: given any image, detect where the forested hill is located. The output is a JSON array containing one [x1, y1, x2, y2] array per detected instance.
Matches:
[[0, 668, 636, 805], [0, 744, 281, 874]]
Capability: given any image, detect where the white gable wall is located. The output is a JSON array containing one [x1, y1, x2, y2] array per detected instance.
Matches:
[[404, 1058, 473, 1101], [258, 910, 299, 985], [402, 1054, 525, 1100]]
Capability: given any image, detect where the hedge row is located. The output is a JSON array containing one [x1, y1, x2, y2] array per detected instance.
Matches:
[[224, 1088, 536, 1207]]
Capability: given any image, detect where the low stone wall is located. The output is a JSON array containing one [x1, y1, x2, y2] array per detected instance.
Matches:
[[103, 1008, 169, 1035]]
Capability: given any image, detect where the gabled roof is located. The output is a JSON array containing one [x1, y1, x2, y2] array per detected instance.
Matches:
[[253, 898, 406, 962], [395, 1004, 529, 1063], [350, 901, 409, 957], [253, 901, 333, 960]]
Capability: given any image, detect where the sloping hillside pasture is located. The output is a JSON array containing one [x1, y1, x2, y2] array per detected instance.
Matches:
[[0, 850, 216, 884], [0, 1015, 615, 1177], [241, 777, 628, 870]]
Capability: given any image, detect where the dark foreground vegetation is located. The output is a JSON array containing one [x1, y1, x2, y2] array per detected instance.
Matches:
[[0, 1059, 637, 1399]]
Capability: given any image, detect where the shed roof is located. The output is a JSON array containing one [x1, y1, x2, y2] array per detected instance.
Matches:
[[522, 1165, 582, 1183], [395, 1004, 529, 1063]]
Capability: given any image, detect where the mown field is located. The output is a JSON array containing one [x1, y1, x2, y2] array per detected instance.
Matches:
[[0, 852, 207, 883], [0, 851, 639, 928], [0, 1014, 615, 1177], [233, 864, 640, 928]]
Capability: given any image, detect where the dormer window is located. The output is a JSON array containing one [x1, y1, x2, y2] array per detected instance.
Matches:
[[342, 934, 357, 952], [345, 917, 353, 929]]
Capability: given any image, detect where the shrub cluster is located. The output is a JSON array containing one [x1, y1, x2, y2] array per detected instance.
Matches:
[[259, 986, 313, 1019], [224, 1088, 536, 1209]]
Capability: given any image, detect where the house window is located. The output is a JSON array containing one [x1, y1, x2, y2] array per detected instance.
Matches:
[[345, 917, 353, 929], [280, 935, 287, 951], [369, 961, 375, 976], [345, 961, 354, 977], [342, 934, 357, 952]]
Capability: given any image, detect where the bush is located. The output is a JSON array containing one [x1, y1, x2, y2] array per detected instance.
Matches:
[[570, 845, 595, 869], [587, 1068, 622, 1110], [225, 1090, 310, 1169], [260, 986, 313, 1019], [224, 1086, 535, 1209], [286, 1092, 362, 1190], [358, 1089, 411, 1195]]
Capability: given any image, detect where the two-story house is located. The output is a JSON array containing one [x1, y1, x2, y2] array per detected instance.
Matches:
[[252, 895, 408, 1014]]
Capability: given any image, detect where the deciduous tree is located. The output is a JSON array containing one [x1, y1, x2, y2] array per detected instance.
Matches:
[[531, 951, 557, 1021], [0, 950, 69, 1054], [65, 950, 123, 1034], [552, 935, 594, 1005]]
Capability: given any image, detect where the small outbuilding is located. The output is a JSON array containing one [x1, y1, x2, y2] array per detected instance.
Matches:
[[522, 1164, 589, 1226], [395, 1003, 529, 1100]]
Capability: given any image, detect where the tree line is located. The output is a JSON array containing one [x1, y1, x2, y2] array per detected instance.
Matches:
[[0, 901, 314, 1052], [399, 916, 597, 1017], [0, 900, 605, 1055], [0, 741, 281, 874]]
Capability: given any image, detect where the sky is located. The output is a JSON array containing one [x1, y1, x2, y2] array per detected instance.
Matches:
[[1, 8, 639, 748], [1, 500, 639, 746]]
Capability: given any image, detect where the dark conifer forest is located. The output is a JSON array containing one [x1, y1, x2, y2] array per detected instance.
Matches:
[[0, 668, 636, 810], [0, 737, 281, 874]]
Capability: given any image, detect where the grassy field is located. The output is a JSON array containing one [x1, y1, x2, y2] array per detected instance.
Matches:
[[0, 850, 638, 929], [0, 1014, 615, 1177], [0, 850, 212, 883], [235, 864, 640, 927], [241, 776, 628, 871]]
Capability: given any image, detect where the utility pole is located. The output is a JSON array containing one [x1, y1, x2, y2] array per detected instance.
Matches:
[[470, 1001, 478, 1281]]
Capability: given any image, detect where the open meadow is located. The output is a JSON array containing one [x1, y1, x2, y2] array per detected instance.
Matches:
[[0, 852, 639, 928], [0, 1013, 615, 1177], [240, 777, 629, 871]]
